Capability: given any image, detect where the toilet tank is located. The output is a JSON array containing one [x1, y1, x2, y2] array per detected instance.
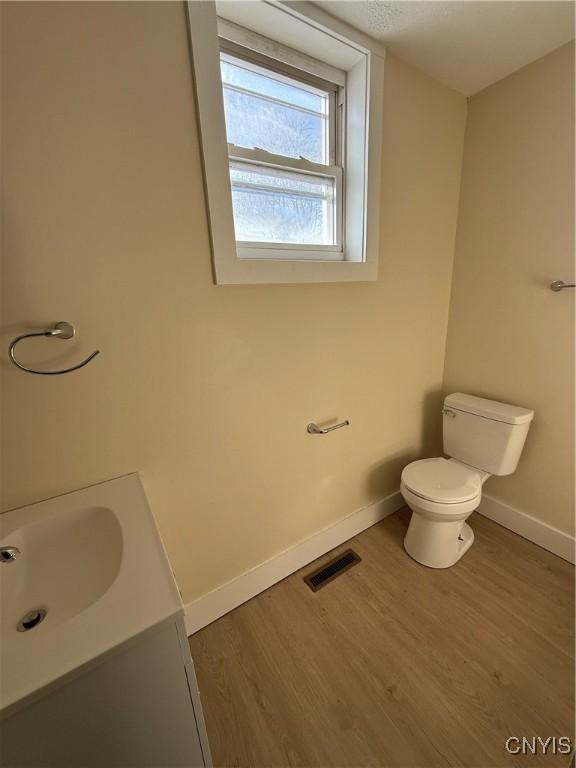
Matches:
[[443, 393, 534, 475]]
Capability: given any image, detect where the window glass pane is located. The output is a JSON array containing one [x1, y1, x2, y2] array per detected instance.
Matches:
[[221, 56, 329, 164], [221, 59, 324, 113], [230, 162, 335, 246]]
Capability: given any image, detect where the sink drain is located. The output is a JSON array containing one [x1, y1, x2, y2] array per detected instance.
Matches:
[[17, 608, 47, 632]]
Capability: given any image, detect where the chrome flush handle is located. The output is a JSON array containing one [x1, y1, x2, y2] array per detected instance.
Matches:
[[307, 420, 350, 434], [442, 408, 457, 418]]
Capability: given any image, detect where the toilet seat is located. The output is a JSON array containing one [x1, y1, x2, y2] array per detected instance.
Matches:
[[401, 458, 483, 504], [400, 483, 480, 520]]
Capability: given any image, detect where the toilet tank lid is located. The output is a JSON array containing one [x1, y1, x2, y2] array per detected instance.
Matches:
[[444, 393, 534, 425]]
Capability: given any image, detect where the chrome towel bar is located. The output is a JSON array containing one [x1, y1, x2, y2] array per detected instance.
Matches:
[[307, 420, 350, 434], [550, 280, 576, 292], [9, 321, 100, 375]]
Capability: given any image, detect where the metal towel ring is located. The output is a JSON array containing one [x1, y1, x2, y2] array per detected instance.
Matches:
[[550, 280, 576, 292], [9, 322, 100, 375]]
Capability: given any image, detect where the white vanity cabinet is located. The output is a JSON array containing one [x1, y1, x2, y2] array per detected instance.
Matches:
[[1, 616, 211, 768], [0, 475, 212, 768]]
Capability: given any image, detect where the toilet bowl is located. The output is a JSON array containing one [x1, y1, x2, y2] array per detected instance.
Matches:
[[401, 458, 487, 568], [401, 393, 534, 569]]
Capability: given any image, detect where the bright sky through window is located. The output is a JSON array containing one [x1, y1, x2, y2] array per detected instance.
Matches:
[[220, 51, 338, 248], [220, 58, 329, 164]]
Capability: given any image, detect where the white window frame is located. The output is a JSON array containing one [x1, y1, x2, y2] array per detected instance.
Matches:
[[221, 42, 344, 260], [186, 1, 385, 285]]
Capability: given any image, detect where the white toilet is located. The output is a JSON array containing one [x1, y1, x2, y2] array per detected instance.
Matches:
[[401, 393, 534, 568]]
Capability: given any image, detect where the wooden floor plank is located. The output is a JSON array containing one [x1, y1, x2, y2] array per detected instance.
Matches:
[[190, 509, 574, 768]]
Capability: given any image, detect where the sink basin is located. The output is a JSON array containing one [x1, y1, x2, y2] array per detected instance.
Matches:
[[0, 475, 182, 717], [1, 506, 122, 633]]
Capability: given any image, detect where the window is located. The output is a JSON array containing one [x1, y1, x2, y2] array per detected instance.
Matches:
[[220, 44, 344, 259], [187, 0, 385, 285]]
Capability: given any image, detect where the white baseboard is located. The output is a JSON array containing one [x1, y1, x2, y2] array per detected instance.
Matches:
[[478, 495, 575, 565], [185, 491, 574, 636], [185, 490, 404, 635]]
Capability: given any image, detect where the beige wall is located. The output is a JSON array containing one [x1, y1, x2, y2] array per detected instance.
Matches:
[[444, 42, 575, 535], [0, 2, 466, 602]]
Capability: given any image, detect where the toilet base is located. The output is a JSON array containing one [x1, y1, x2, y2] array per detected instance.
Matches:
[[404, 514, 475, 569]]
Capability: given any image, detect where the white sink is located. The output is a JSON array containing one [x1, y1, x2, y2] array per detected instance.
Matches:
[[2, 506, 123, 630], [0, 474, 182, 717]]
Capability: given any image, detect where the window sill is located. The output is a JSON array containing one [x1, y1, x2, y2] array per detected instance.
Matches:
[[238, 246, 344, 262], [212, 256, 378, 285]]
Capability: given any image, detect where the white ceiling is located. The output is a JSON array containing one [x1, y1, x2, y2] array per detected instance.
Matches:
[[314, 1, 575, 95]]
